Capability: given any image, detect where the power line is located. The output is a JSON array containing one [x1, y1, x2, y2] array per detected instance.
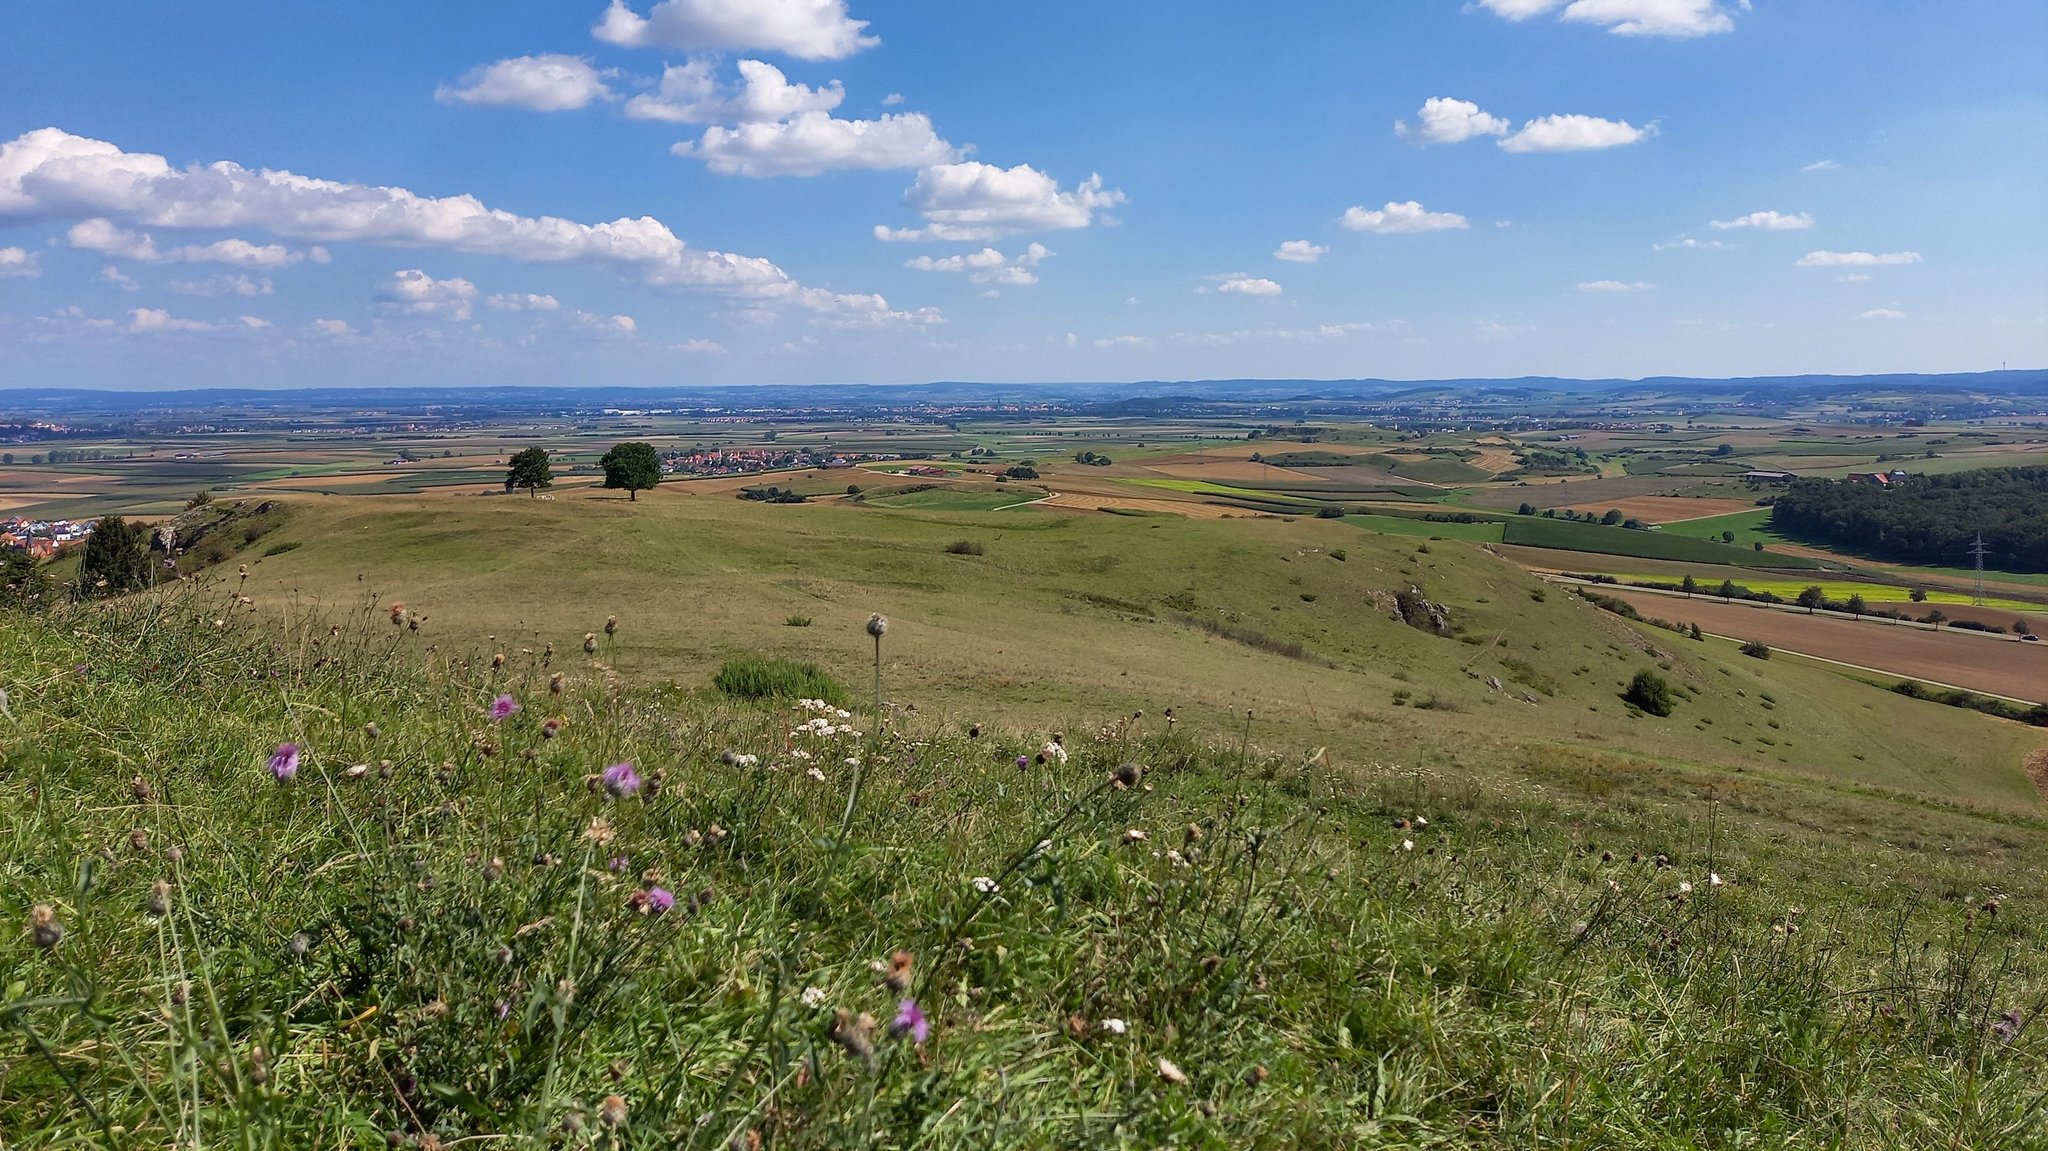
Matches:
[[1968, 532, 1989, 607]]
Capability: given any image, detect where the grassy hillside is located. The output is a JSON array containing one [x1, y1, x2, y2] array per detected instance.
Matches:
[[5, 491, 2045, 1146]]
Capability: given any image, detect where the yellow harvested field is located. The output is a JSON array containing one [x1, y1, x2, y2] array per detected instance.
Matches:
[[1136, 460, 1327, 483], [1557, 496, 1760, 524], [0, 493, 71, 512], [1470, 449, 1521, 475]]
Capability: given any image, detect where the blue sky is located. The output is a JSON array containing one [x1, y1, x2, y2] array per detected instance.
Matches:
[[1, 1, 2043, 389]]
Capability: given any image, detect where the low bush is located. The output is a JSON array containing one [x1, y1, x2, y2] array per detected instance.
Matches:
[[713, 656, 848, 705]]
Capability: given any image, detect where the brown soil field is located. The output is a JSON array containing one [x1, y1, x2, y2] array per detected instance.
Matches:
[[1556, 496, 1760, 524], [1594, 588, 2048, 701]]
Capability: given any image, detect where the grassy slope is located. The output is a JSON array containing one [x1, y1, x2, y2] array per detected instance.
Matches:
[[3, 533, 2047, 1146], [230, 492, 2043, 825]]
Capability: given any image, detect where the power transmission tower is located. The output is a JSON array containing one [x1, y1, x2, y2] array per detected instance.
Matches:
[[1968, 533, 1989, 606]]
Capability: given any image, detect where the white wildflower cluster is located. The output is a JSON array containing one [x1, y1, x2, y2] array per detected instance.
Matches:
[[806, 766, 828, 783], [731, 752, 759, 768], [971, 876, 1002, 894], [1098, 1018, 1128, 1035], [801, 986, 829, 1008], [793, 715, 862, 738], [797, 699, 854, 719], [1039, 740, 1068, 765]]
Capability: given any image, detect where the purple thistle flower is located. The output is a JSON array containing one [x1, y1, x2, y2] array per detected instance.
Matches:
[[489, 694, 520, 721], [602, 761, 642, 799], [646, 887, 675, 914], [891, 998, 929, 1044], [268, 742, 300, 782], [608, 855, 630, 872], [1016, 755, 1030, 769]]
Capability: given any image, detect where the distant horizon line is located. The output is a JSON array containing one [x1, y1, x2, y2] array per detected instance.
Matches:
[[2, 366, 2043, 399]]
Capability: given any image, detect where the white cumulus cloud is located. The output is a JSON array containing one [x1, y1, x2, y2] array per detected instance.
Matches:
[[903, 242, 1049, 285], [594, 0, 877, 59], [1859, 308, 1905, 320], [1, 127, 932, 327], [576, 311, 639, 335], [170, 273, 273, 297], [1480, 0, 1740, 37], [1796, 251, 1922, 267], [1560, 0, 1738, 38], [876, 162, 1125, 242], [0, 245, 37, 277], [129, 307, 213, 333], [487, 292, 560, 312], [625, 58, 842, 124], [676, 110, 957, 177], [436, 55, 614, 111], [1274, 240, 1326, 263], [377, 269, 478, 320], [68, 218, 315, 267], [1397, 97, 1511, 145], [1579, 279, 1654, 292], [1499, 114, 1650, 153], [1214, 275, 1282, 296], [1339, 201, 1468, 234], [1710, 210, 1812, 230]]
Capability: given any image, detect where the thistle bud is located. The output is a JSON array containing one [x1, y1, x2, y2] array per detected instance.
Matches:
[[866, 613, 888, 638], [605, 616, 618, 637], [583, 632, 598, 655], [148, 879, 172, 919], [29, 905, 63, 949]]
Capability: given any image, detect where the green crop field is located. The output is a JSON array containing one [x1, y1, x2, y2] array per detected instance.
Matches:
[[1343, 513, 1506, 541], [1502, 516, 1829, 568]]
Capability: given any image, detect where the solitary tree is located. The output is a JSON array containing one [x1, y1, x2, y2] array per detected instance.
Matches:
[[598, 441, 662, 502], [1721, 530, 1736, 544], [1717, 579, 1737, 603], [1846, 593, 1868, 620], [0, 550, 52, 609], [77, 515, 153, 598], [1681, 574, 1698, 598], [1909, 587, 1928, 603], [1601, 508, 1624, 526], [505, 447, 554, 498], [1796, 585, 1827, 615]]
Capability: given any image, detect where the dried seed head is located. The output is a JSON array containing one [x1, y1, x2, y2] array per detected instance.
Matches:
[[583, 632, 599, 654], [827, 1009, 877, 1061], [165, 845, 184, 864], [599, 1094, 628, 1128], [28, 905, 62, 950], [866, 613, 888, 638], [363, 722, 380, 740], [605, 615, 618, 637], [1112, 763, 1142, 789], [491, 652, 506, 669], [148, 879, 172, 919], [549, 672, 565, 695], [883, 949, 914, 994], [129, 827, 150, 852], [248, 1045, 267, 1086], [1156, 1057, 1189, 1085], [130, 775, 154, 802]]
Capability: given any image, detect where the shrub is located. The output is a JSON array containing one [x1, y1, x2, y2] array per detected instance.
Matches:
[[784, 615, 813, 627], [1739, 640, 1772, 659], [1623, 670, 1678, 716], [943, 540, 985, 556], [1329, 548, 1347, 561], [262, 540, 301, 556], [713, 657, 848, 705], [1314, 506, 1346, 519]]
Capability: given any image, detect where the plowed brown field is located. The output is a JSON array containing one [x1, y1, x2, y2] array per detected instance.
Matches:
[[1595, 588, 2047, 701]]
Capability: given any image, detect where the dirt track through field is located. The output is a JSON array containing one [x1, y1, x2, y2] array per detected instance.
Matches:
[[1594, 588, 2048, 702]]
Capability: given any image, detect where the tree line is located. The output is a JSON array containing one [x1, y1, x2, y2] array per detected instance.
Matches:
[[1768, 466, 2048, 572]]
